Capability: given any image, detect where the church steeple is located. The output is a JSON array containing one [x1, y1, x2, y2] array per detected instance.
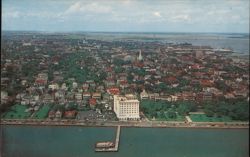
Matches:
[[138, 50, 143, 61]]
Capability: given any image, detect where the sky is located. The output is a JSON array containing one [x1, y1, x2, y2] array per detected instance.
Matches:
[[2, 0, 250, 33]]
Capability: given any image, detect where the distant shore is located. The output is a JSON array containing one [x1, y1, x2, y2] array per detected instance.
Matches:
[[1, 119, 248, 129]]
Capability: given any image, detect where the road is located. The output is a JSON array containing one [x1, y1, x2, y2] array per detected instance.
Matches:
[[1, 119, 249, 129]]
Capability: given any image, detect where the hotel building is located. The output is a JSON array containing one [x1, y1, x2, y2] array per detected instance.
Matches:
[[113, 94, 140, 121]]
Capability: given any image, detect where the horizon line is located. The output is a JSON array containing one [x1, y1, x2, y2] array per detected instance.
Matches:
[[2, 30, 249, 34]]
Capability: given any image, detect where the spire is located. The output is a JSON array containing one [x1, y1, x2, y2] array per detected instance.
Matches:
[[138, 50, 143, 61]]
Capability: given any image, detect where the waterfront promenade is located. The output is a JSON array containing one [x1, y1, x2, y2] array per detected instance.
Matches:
[[0, 119, 248, 129]]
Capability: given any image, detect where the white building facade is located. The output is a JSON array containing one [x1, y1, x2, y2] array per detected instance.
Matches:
[[114, 94, 140, 121]]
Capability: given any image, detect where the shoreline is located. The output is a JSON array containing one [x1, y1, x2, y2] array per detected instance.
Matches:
[[1, 119, 248, 129]]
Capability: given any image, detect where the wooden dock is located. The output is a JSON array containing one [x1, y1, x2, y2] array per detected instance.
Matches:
[[95, 125, 121, 152]]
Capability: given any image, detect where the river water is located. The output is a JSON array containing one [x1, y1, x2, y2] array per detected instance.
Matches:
[[85, 33, 249, 55], [1, 125, 249, 157]]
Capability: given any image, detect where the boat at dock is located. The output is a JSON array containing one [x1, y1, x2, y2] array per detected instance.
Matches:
[[95, 141, 115, 149]]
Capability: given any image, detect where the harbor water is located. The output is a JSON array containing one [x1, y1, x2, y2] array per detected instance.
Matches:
[[1, 125, 249, 157]]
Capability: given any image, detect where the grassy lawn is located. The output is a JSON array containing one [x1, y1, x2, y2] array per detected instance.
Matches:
[[146, 112, 185, 121], [32, 105, 51, 119], [141, 99, 186, 122], [189, 114, 233, 122], [1, 104, 31, 119]]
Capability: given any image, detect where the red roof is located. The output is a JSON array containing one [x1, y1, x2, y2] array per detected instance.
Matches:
[[193, 72, 204, 77], [200, 80, 213, 87], [192, 64, 200, 69], [49, 111, 55, 115], [120, 80, 128, 85], [64, 110, 77, 118], [35, 79, 46, 84], [89, 98, 97, 106], [166, 76, 177, 83], [107, 87, 120, 95], [134, 62, 144, 68]]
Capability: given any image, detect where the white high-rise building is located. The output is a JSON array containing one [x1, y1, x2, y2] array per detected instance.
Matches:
[[114, 94, 140, 121]]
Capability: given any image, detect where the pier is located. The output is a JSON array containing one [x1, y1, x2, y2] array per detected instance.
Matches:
[[95, 125, 121, 152]]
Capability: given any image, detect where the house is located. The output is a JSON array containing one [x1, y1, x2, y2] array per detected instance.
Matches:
[[105, 79, 116, 87], [200, 79, 214, 87], [119, 80, 128, 89], [89, 98, 97, 109], [1, 91, 8, 100], [82, 92, 91, 100], [21, 95, 32, 105], [92, 92, 101, 99], [165, 76, 178, 84], [55, 90, 65, 100], [55, 110, 62, 118], [182, 91, 195, 101], [35, 73, 48, 85], [75, 92, 82, 100], [224, 93, 235, 99], [61, 83, 68, 90], [140, 90, 149, 99], [21, 80, 27, 86], [233, 90, 248, 98], [203, 91, 213, 101], [170, 95, 178, 101], [82, 83, 89, 91], [102, 93, 110, 101], [89, 82, 96, 88], [148, 93, 160, 100], [43, 94, 54, 103], [65, 92, 74, 100], [205, 87, 223, 98], [48, 111, 55, 119], [72, 82, 78, 89], [35, 79, 47, 86], [64, 110, 77, 118], [107, 87, 120, 95], [48, 83, 59, 91], [96, 85, 105, 92], [1, 91, 9, 104]]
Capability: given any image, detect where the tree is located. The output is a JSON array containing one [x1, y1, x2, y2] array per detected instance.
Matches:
[[127, 74, 133, 83], [155, 83, 168, 93], [203, 102, 216, 117], [113, 58, 125, 66], [177, 101, 196, 116], [67, 102, 77, 110], [216, 101, 229, 116], [114, 66, 124, 73], [231, 101, 249, 121], [99, 72, 107, 81], [168, 110, 177, 119]]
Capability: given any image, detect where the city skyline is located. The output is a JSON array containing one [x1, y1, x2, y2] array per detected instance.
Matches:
[[2, 0, 250, 33]]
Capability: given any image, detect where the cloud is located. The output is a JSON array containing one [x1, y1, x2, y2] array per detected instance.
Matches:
[[153, 12, 161, 17], [171, 15, 190, 22], [4, 11, 20, 18], [65, 1, 113, 15], [65, 1, 81, 14], [2, 0, 249, 33]]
